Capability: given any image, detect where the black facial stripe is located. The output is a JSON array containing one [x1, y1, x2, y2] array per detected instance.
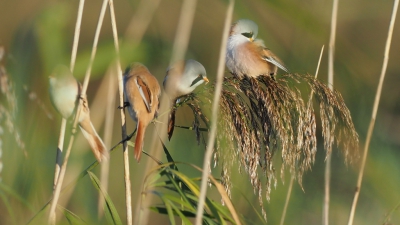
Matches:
[[190, 76, 203, 87], [241, 32, 253, 38]]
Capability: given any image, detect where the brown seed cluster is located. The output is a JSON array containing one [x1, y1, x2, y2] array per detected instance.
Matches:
[[176, 73, 359, 220]]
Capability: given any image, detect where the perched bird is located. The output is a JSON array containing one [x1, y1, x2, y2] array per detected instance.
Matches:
[[49, 65, 108, 162], [163, 59, 209, 140], [123, 63, 161, 162], [226, 19, 289, 79]]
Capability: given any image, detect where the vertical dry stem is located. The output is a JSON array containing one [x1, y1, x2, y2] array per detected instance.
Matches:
[[279, 176, 294, 225], [315, 46, 325, 81], [53, 120, 66, 190], [50, 0, 85, 223], [107, 0, 133, 224], [48, 0, 109, 223], [69, 0, 85, 73], [324, 0, 339, 224], [194, 1, 234, 224], [347, 0, 399, 224], [328, 0, 338, 90]]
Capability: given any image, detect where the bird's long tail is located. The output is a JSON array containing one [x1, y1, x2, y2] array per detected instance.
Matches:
[[167, 107, 176, 140], [134, 121, 146, 162], [79, 118, 108, 162]]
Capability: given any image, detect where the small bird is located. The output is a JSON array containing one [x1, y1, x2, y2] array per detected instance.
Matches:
[[226, 19, 289, 79], [163, 59, 209, 140], [123, 63, 161, 162], [49, 65, 108, 162]]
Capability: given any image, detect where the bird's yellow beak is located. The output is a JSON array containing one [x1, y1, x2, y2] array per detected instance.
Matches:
[[203, 77, 209, 84]]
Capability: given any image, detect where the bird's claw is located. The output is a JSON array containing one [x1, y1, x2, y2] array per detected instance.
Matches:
[[118, 102, 130, 109]]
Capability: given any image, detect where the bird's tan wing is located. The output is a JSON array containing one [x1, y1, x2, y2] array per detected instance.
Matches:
[[135, 76, 152, 113], [260, 47, 289, 73]]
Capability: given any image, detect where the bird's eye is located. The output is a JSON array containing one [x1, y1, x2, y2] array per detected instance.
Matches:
[[241, 32, 253, 38]]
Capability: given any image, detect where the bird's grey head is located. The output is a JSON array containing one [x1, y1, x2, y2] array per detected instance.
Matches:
[[184, 59, 208, 87], [230, 19, 258, 40]]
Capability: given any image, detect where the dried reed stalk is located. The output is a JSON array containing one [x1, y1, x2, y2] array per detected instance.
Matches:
[[107, 0, 134, 224], [49, 0, 84, 224], [347, 0, 399, 224], [324, 0, 339, 223], [48, 0, 108, 223], [52, 0, 84, 193], [279, 176, 294, 225], [195, 0, 234, 224]]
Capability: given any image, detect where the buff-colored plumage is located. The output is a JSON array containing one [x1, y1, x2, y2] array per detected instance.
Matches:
[[123, 63, 161, 162], [226, 19, 289, 78]]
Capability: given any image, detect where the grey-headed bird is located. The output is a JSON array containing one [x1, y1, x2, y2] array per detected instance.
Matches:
[[123, 63, 161, 162], [163, 59, 208, 140], [226, 19, 289, 79], [49, 65, 108, 162]]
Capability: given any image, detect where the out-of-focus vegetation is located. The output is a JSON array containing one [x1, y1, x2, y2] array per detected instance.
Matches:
[[0, 0, 400, 224]]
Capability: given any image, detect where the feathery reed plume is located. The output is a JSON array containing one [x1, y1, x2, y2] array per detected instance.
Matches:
[[195, 71, 358, 221], [291, 73, 359, 162]]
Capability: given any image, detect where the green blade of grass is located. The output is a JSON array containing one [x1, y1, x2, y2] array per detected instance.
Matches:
[[162, 168, 195, 209], [87, 171, 122, 225], [162, 197, 175, 225], [208, 200, 235, 224], [150, 206, 218, 224], [61, 207, 87, 225], [159, 137, 178, 170], [151, 191, 195, 210], [169, 202, 193, 225]]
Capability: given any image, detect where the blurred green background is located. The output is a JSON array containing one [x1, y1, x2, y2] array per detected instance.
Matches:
[[1, 0, 400, 224]]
